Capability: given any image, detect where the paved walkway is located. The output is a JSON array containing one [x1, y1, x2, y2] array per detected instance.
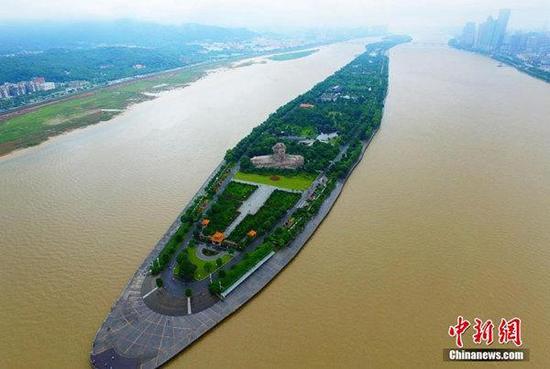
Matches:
[[224, 184, 275, 236], [232, 178, 303, 193]]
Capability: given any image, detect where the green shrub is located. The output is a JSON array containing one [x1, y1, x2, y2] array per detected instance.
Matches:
[[210, 243, 273, 294], [155, 278, 163, 288]]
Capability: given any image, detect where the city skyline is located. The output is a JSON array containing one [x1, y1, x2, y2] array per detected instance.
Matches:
[[451, 9, 549, 80]]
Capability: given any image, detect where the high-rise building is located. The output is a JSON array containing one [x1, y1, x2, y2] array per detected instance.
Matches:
[[42, 82, 56, 91], [0, 84, 10, 99], [32, 77, 46, 91], [507, 32, 528, 54], [493, 9, 511, 49], [476, 16, 497, 51], [460, 22, 476, 48]]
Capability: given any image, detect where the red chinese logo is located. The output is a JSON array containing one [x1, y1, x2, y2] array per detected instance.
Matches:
[[448, 316, 522, 347], [448, 316, 470, 348], [472, 318, 494, 345], [498, 318, 522, 346]]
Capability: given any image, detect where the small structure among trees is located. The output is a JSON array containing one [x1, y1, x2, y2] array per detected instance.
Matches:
[[210, 231, 225, 245]]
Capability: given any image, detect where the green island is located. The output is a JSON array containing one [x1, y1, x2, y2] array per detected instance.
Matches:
[[268, 49, 319, 61], [91, 35, 411, 369]]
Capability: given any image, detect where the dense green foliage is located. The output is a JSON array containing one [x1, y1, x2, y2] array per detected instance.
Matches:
[[329, 139, 364, 179], [209, 243, 274, 294], [150, 221, 191, 275], [266, 177, 338, 250], [203, 182, 257, 235], [225, 37, 410, 173], [174, 248, 197, 281], [155, 278, 164, 288], [180, 163, 232, 224], [228, 190, 301, 243], [0, 20, 259, 83], [0, 47, 193, 84], [0, 20, 257, 54], [163, 37, 409, 296], [223, 36, 411, 253]]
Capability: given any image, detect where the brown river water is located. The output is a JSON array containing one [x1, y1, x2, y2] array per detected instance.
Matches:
[[1, 39, 549, 369]]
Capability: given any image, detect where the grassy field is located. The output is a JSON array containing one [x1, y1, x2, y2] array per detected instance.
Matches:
[[203, 181, 257, 235], [228, 190, 302, 242], [0, 62, 219, 156], [234, 171, 315, 191], [268, 49, 319, 62], [187, 246, 233, 280]]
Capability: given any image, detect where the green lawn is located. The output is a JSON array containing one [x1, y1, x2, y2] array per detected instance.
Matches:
[[228, 190, 301, 243], [234, 171, 315, 191], [187, 246, 233, 280], [203, 181, 257, 235], [268, 49, 319, 61]]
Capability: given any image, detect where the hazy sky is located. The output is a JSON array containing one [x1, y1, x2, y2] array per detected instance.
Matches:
[[0, 0, 548, 32]]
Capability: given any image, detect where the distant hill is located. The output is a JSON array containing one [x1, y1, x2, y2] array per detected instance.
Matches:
[[0, 20, 388, 99], [0, 20, 261, 84], [0, 20, 257, 53]]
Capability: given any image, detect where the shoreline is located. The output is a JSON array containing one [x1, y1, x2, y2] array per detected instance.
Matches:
[[449, 44, 550, 83], [0, 42, 342, 159], [0, 43, 331, 121]]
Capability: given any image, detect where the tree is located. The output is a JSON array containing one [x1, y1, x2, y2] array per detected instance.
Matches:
[[216, 257, 223, 267], [218, 269, 226, 278], [224, 148, 235, 162], [155, 278, 163, 288], [204, 262, 214, 274], [185, 288, 193, 298], [179, 259, 197, 281], [175, 252, 197, 281]]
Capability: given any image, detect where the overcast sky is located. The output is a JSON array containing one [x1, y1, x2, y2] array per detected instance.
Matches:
[[0, 0, 548, 32]]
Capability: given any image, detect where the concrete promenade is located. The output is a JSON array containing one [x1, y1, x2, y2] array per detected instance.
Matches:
[[91, 131, 377, 369]]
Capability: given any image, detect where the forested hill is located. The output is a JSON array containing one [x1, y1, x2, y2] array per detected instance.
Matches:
[[0, 46, 201, 84], [0, 21, 259, 84], [0, 21, 257, 52]]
